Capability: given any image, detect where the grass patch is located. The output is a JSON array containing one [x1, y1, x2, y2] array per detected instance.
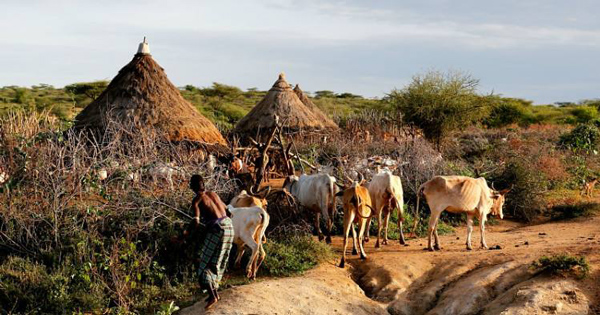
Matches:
[[550, 202, 600, 220], [532, 254, 590, 279], [260, 236, 334, 277]]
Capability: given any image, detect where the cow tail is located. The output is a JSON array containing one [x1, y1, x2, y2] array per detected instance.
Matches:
[[330, 179, 337, 218], [413, 183, 426, 236], [259, 210, 270, 244]]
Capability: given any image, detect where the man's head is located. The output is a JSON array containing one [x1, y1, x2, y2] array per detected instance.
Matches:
[[190, 174, 205, 193]]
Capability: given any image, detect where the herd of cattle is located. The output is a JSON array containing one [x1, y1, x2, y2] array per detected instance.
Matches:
[[225, 165, 512, 278], [0, 155, 512, 280]]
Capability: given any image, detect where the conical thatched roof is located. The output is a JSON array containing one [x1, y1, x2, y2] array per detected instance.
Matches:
[[234, 73, 331, 135], [293, 84, 338, 130], [74, 39, 227, 145]]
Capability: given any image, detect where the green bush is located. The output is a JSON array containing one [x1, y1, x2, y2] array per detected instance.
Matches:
[[492, 159, 547, 222], [388, 70, 492, 147], [559, 123, 600, 152], [485, 97, 532, 128], [261, 236, 333, 277], [533, 254, 590, 279]]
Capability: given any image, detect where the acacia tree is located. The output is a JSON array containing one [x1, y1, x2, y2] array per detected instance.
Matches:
[[388, 70, 491, 147]]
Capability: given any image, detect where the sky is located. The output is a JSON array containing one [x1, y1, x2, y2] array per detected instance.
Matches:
[[0, 0, 599, 104]]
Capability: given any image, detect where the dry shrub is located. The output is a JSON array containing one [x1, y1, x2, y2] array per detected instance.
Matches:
[[0, 112, 237, 313]]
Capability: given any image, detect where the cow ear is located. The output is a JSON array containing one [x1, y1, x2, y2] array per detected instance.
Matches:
[[499, 188, 511, 195]]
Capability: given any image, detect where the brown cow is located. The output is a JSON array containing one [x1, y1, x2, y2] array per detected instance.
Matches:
[[336, 180, 373, 268], [581, 178, 598, 198], [416, 176, 510, 251]]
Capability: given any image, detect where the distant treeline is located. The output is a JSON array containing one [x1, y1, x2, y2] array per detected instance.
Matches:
[[1, 79, 599, 131]]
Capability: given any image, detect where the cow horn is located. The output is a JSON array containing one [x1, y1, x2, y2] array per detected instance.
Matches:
[[249, 186, 257, 195], [344, 174, 354, 185], [358, 171, 365, 184], [262, 186, 272, 198], [491, 182, 496, 191]]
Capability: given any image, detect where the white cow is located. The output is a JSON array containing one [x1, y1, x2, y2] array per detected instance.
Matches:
[[366, 168, 405, 247], [226, 205, 270, 279], [417, 176, 510, 251], [283, 173, 337, 243]]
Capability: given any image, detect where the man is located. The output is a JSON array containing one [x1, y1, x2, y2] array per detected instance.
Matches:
[[189, 174, 234, 310]]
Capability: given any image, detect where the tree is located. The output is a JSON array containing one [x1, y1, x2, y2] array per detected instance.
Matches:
[[485, 97, 533, 127], [64, 81, 108, 100], [388, 70, 491, 147], [314, 90, 336, 98]]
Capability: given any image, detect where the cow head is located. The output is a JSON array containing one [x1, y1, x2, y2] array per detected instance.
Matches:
[[490, 187, 511, 219], [229, 186, 272, 209], [282, 175, 299, 194]]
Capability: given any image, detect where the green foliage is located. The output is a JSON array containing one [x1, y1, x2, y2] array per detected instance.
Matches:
[[569, 106, 598, 124], [533, 254, 590, 279], [550, 202, 600, 220], [64, 81, 108, 100], [262, 236, 333, 277], [388, 70, 491, 146], [492, 159, 548, 222], [485, 97, 533, 127], [559, 123, 600, 152], [314, 90, 336, 98]]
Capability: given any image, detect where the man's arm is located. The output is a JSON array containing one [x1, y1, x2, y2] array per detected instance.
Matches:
[[191, 195, 201, 225]]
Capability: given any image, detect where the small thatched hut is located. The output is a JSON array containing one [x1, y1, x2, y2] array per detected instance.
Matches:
[[293, 84, 338, 130], [74, 38, 227, 145], [234, 73, 334, 136]]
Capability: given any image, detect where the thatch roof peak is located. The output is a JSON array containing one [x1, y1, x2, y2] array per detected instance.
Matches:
[[74, 45, 227, 145], [293, 84, 339, 130], [234, 73, 337, 135], [137, 37, 151, 55]]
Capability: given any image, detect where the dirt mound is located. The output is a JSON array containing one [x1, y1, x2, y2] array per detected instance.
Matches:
[[483, 279, 589, 314], [179, 264, 385, 315], [180, 215, 599, 314]]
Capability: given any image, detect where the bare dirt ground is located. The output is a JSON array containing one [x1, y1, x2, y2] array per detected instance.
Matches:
[[181, 214, 600, 315]]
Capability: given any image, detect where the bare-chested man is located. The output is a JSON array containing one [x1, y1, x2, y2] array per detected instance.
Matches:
[[189, 174, 234, 310]]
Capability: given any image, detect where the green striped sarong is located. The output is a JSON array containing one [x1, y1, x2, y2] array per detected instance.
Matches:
[[198, 217, 234, 290]]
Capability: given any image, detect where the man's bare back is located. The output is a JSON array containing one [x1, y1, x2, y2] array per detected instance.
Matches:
[[193, 191, 227, 222]]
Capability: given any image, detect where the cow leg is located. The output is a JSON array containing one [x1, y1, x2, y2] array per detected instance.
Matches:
[[351, 224, 359, 255], [242, 237, 260, 279], [433, 220, 441, 250], [315, 212, 324, 241], [255, 243, 266, 277], [325, 217, 333, 245], [340, 212, 355, 268], [382, 210, 391, 245], [357, 219, 368, 260], [375, 211, 383, 248], [479, 215, 488, 249], [398, 211, 406, 245], [234, 243, 245, 269], [364, 217, 372, 243], [466, 214, 474, 250], [427, 213, 441, 251]]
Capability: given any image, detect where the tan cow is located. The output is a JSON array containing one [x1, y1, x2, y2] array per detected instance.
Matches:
[[228, 187, 272, 278], [366, 168, 405, 247], [229, 187, 271, 209], [336, 180, 373, 268], [416, 176, 510, 251]]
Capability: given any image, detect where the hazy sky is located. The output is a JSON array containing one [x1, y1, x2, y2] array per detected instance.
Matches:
[[1, 0, 599, 104]]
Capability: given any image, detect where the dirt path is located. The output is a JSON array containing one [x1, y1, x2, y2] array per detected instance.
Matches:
[[180, 215, 600, 314]]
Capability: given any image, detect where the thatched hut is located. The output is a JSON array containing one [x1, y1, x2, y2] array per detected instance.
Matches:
[[234, 73, 334, 136], [74, 38, 227, 145], [293, 84, 338, 130]]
